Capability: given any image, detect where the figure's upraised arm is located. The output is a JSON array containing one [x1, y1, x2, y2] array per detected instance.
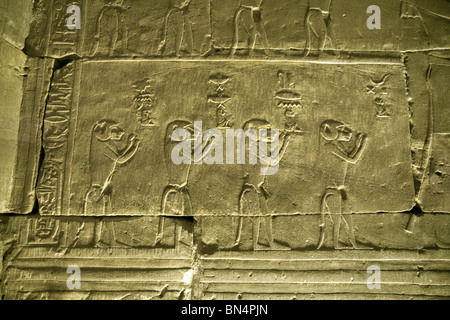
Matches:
[[117, 136, 140, 164], [105, 143, 120, 156], [349, 133, 367, 158], [332, 135, 368, 164], [256, 130, 290, 167]]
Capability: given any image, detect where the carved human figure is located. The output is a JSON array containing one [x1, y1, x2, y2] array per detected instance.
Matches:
[[157, 120, 212, 244], [35, 218, 58, 239], [91, 0, 130, 56], [275, 71, 304, 132], [162, 121, 195, 217], [157, 0, 194, 56], [304, 7, 335, 57], [234, 119, 291, 249], [215, 106, 233, 128], [230, 0, 270, 56], [303, 0, 338, 57], [317, 120, 368, 249], [84, 120, 140, 215]]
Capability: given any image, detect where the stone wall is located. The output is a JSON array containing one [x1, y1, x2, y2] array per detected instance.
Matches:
[[0, 0, 449, 300]]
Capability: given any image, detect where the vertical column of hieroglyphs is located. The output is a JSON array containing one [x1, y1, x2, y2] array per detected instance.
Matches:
[[37, 63, 75, 215]]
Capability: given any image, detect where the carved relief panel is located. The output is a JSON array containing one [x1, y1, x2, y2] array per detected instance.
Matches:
[[36, 59, 415, 216]]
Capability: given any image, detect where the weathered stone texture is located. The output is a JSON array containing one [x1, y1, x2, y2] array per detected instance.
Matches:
[[0, 41, 53, 214], [0, 0, 449, 300], [0, 0, 33, 50]]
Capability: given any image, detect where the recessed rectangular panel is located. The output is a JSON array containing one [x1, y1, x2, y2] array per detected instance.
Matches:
[[38, 59, 415, 216]]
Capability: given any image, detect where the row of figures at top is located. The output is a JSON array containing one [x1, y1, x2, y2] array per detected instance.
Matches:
[[58, 0, 448, 57], [131, 70, 392, 128], [88, 0, 336, 57]]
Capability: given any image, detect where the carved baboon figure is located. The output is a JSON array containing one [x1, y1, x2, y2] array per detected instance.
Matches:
[[317, 120, 368, 249], [84, 120, 140, 215], [234, 119, 291, 249]]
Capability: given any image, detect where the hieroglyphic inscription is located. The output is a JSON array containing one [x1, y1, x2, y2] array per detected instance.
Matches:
[[132, 79, 158, 127], [275, 70, 303, 132], [37, 63, 75, 215], [1, 0, 450, 303], [27, 217, 61, 246], [90, 0, 129, 57], [208, 73, 233, 128], [366, 74, 391, 118]]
